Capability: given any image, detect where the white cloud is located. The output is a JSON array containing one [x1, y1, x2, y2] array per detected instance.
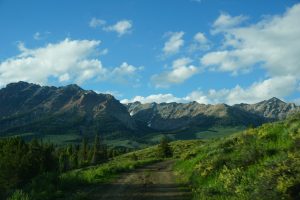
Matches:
[[189, 32, 210, 52], [186, 76, 297, 104], [292, 98, 300, 105], [0, 38, 142, 87], [121, 93, 183, 104], [194, 32, 208, 44], [212, 12, 248, 33], [96, 90, 123, 98], [151, 57, 198, 88], [104, 20, 133, 36], [0, 39, 106, 86], [89, 17, 106, 28], [123, 76, 297, 105], [99, 48, 108, 55], [58, 73, 70, 82], [163, 31, 185, 55], [202, 4, 300, 77], [110, 62, 143, 84]]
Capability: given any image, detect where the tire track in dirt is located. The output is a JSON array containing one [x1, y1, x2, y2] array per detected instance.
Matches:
[[88, 160, 192, 200]]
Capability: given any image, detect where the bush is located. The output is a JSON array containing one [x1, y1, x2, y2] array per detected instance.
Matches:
[[157, 137, 173, 158]]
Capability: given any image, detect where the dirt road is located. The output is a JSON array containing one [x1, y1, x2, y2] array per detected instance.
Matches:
[[87, 160, 192, 200]]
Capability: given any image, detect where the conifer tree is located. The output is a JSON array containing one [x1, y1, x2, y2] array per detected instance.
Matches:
[[91, 134, 100, 164], [80, 137, 88, 167]]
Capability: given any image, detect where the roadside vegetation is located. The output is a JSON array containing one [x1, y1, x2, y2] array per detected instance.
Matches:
[[174, 114, 300, 199]]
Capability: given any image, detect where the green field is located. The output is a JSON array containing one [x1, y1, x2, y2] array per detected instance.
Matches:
[[1, 126, 245, 149]]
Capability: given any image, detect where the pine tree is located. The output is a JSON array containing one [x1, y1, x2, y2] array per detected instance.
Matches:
[[91, 134, 100, 164], [80, 137, 88, 167], [59, 151, 68, 172]]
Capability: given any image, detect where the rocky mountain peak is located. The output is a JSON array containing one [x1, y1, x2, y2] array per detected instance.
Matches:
[[0, 81, 136, 135], [263, 97, 285, 105], [5, 81, 38, 90]]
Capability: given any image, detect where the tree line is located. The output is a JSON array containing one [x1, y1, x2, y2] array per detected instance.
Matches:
[[0, 135, 130, 199]]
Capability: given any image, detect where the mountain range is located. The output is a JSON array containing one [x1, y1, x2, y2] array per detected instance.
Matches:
[[127, 97, 299, 131], [0, 82, 299, 143]]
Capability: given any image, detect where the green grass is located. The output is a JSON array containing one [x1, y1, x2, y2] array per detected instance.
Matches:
[[61, 139, 203, 186], [193, 126, 245, 139], [174, 114, 300, 199], [138, 126, 245, 145]]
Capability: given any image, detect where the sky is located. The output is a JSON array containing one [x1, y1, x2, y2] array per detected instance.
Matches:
[[1, 0, 300, 105]]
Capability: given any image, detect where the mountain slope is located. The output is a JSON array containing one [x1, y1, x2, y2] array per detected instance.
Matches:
[[0, 82, 136, 137], [174, 113, 300, 199]]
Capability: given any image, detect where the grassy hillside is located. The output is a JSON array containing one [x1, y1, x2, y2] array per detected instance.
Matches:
[[174, 114, 300, 199], [4, 114, 300, 199]]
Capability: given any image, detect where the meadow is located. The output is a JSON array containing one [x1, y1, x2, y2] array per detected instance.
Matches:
[[3, 114, 300, 199]]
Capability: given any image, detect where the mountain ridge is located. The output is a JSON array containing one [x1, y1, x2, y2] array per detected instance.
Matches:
[[126, 97, 300, 131], [1, 82, 299, 140], [0, 81, 136, 137]]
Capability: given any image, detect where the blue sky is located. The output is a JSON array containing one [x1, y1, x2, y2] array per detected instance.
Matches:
[[1, 0, 300, 104]]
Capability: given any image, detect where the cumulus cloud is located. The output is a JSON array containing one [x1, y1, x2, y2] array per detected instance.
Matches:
[[110, 62, 143, 84], [189, 32, 210, 52], [0, 38, 142, 87], [185, 76, 297, 104], [123, 76, 297, 105], [163, 31, 185, 55], [194, 32, 207, 43], [104, 20, 133, 36], [121, 93, 183, 104], [89, 17, 106, 28], [202, 4, 300, 77], [151, 57, 198, 88], [212, 12, 248, 33]]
